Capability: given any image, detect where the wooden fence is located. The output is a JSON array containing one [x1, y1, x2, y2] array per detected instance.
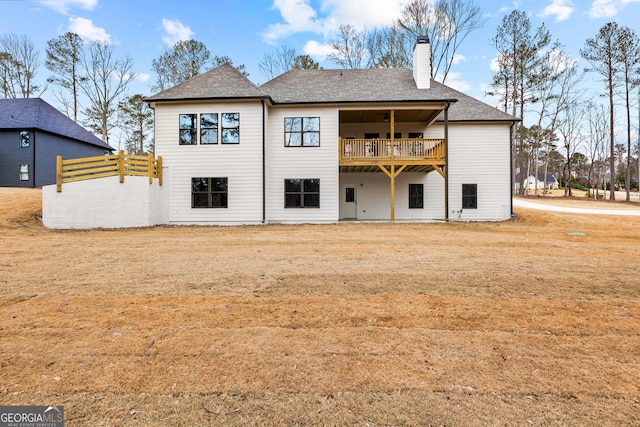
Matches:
[[56, 151, 162, 192]]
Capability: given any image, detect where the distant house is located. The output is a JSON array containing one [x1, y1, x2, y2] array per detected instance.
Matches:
[[524, 173, 559, 191], [0, 98, 113, 187]]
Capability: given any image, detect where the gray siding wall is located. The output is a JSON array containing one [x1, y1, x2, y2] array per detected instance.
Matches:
[[0, 129, 107, 187]]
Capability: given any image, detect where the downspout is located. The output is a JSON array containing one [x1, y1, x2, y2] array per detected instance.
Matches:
[[261, 99, 266, 224], [32, 130, 36, 188], [444, 103, 450, 222], [510, 121, 515, 217]]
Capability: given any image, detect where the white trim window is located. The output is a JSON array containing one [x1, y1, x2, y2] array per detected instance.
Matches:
[[284, 117, 320, 147]]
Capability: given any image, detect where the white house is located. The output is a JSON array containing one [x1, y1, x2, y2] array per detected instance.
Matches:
[[523, 173, 559, 191], [43, 37, 516, 229], [144, 38, 516, 226]]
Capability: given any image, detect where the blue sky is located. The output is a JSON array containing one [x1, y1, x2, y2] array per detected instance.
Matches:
[[3, 0, 640, 109]]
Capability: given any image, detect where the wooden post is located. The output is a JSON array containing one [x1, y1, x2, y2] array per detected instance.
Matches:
[[56, 155, 62, 192], [390, 164, 395, 222], [148, 152, 153, 184], [390, 110, 395, 160], [119, 150, 125, 183], [157, 156, 163, 186]]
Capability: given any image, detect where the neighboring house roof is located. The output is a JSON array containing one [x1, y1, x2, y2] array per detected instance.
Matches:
[[146, 63, 267, 102], [534, 173, 558, 182], [0, 98, 113, 150], [147, 64, 517, 123]]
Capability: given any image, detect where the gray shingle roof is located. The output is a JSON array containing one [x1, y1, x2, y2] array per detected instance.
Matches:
[[0, 98, 113, 150], [146, 64, 517, 123], [146, 63, 267, 101], [261, 68, 516, 122]]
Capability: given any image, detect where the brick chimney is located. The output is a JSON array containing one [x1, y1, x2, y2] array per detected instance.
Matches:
[[413, 35, 431, 89]]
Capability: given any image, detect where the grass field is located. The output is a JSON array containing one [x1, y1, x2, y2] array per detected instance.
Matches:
[[1, 188, 639, 426]]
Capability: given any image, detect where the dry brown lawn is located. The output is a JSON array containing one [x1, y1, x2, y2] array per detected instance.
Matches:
[[1, 187, 639, 426]]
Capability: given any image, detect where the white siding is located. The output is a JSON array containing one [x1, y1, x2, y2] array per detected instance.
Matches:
[[153, 100, 265, 225], [441, 122, 512, 221], [266, 106, 339, 223], [339, 171, 444, 220]]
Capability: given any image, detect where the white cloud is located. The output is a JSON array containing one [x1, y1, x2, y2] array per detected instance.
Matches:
[[135, 73, 151, 82], [588, 0, 640, 18], [263, 0, 407, 43], [161, 18, 194, 47], [439, 71, 471, 93], [37, 0, 97, 14], [68, 17, 111, 43], [452, 54, 466, 65], [539, 0, 574, 22], [303, 40, 335, 60]]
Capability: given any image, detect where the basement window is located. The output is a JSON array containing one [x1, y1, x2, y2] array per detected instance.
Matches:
[[409, 184, 423, 209], [19, 164, 29, 181], [192, 177, 228, 208], [285, 179, 320, 208], [462, 184, 477, 209]]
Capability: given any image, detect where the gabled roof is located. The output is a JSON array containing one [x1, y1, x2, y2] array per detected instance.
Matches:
[[261, 68, 516, 122], [146, 63, 267, 102], [0, 98, 113, 150], [146, 64, 517, 123], [535, 173, 558, 182]]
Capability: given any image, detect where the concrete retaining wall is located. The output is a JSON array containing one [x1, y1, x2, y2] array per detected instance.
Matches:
[[42, 175, 166, 229]]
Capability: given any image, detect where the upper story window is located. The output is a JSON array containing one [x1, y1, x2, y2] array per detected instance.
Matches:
[[179, 114, 197, 145], [200, 113, 218, 144], [462, 184, 478, 209], [221, 113, 240, 144], [284, 117, 320, 147], [20, 131, 30, 148]]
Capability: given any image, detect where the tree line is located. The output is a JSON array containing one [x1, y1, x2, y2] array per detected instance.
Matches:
[[1, 0, 639, 203]]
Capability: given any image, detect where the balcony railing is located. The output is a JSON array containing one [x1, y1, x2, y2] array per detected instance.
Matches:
[[339, 138, 445, 162]]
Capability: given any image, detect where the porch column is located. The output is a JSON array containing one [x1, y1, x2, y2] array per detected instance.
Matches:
[[390, 110, 395, 220]]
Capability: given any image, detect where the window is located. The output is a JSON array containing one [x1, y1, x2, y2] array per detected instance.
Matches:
[[345, 187, 355, 203], [192, 177, 228, 208], [179, 114, 197, 145], [200, 113, 218, 144], [386, 132, 402, 139], [364, 133, 379, 139], [221, 113, 239, 143], [408, 132, 424, 139], [20, 131, 30, 148], [409, 184, 423, 209], [285, 179, 320, 208], [462, 184, 477, 209], [284, 117, 320, 146], [19, 164, 29, 181]]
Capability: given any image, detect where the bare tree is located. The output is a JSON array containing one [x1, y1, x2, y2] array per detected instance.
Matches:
[[81, 41, 136, 143], [367, 25, 412, 68], [581, 22, 625, 200], [585, 102, 608, 198], [491, 10, 556, 194], [45, 32, 85, 122], [293, 55, 320, 70], [328, 24, 372, 69], [559, 102, 586, 196], [614, 26, 640, 201], [395, 0, 485, 82], [259, 45, 296, 80], [0, 33, 40, 98]]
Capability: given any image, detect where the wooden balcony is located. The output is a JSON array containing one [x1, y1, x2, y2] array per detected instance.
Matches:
[[339, 137, 446, 173]]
